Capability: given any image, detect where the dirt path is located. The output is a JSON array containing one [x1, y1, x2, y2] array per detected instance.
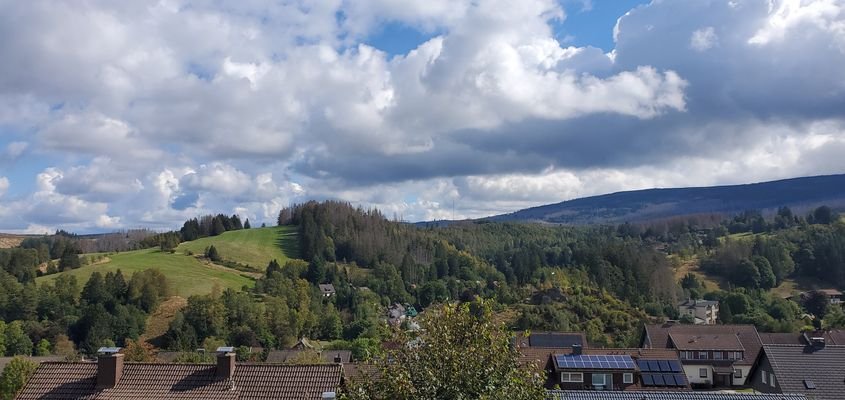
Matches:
[[672, 254, 730, 292], [141, 296, 188, 345]]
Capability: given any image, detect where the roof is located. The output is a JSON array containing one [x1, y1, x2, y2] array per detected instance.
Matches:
[[514, 331, 588, 349], [759, 330, 845, 346], [816, 289, 843, 296], [546, 391, 807, 400], [759, 333, 805, 345], [265, 350, 351, 364], [517, 347, 554, 368], [15, 362, 342, 400], [668, 333, 744, 351], [643, 324, 761, 365], [678, 299, 719, 308], [318, 284, 335, 294], [341, 363, 381, 385], [760, 344, 845, 400]]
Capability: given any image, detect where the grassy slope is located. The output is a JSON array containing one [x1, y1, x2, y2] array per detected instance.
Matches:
[[36, 248, 255, 297], [177, 226, 298, 270]]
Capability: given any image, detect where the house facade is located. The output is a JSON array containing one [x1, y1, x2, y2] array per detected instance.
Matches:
[[677, 299, 719, 325], [749, 339, 845, 400], [541, 346, 690, 391], [642, 324, 762, 388]]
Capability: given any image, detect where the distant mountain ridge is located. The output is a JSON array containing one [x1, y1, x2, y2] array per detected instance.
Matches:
[[483, 174, 845, 225]]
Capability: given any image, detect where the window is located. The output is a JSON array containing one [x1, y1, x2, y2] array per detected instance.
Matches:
[[699, 368, 708, 378], [592, 374, 607, 387], [762, 370, 767, 384], [734, 369, 742, 379], [561, 372, 583, 383], [680, 351, 687, 360], [770, 374, 776, 388], [698, 352, 708, 360], [623, 373, 633, 384], [735, 352, 743, 360], [714, 352, 723, 360]]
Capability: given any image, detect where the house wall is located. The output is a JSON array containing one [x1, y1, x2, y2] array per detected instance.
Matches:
[[732, 365, 751, 386], [555, 371, 636, 391], [683, 364, 712, 386], [749, 355, 782, 393]]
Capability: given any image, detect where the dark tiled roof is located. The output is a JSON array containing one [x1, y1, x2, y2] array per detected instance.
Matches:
[[669, 333, 744, 351], [824, 329, 845, 345], [762, 344, 845, 400], [514, 331, 588, 349], [759, 333, 805, 345], [758, 330, 845, 346], [547, 391, 807, 400], [644, 324, 761, 365], [15, 362, 341, 400], [549, 348, 681, 361]]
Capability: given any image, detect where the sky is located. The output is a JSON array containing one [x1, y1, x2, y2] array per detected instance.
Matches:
[[1, 0, 845, 233]]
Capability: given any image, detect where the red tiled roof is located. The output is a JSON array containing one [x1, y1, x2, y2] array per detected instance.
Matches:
[[668, 333, 744, 351], [643, 324, 761, 365], [15, 362, 341, 400]]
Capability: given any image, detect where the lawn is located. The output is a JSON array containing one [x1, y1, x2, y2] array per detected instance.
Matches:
[[177, 226, 299, 270], [36, 248, 255, 297]]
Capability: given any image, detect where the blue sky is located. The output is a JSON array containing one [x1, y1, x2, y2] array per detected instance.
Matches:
[[1, 0, 845, 233]]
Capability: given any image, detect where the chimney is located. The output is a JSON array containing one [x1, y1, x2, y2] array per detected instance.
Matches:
[[333, 354, 343, 363], [96, 348, 124, 389], [571, 344, 582, 356], [216, 347, 236, 379]]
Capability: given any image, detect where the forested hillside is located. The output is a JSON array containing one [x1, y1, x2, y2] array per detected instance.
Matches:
[[486, 173, 845, 224], [1, 200, 844, 361]]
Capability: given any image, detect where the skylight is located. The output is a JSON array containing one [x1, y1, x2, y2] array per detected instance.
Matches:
[[803, 379, 816, 389]]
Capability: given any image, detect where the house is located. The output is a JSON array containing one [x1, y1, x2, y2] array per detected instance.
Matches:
[[547, 346, 690, 391], [15, 348, 342, 400], [387, 303, 406, 326], [759, 329, 845, 345], [514, 331, 588, 349], [266, 349, 352, 364], [789, 289, 844, 305], [641, 323, 762, 388], [749, 336, 845, 400], [677, 299, 719, 325], [546, 391, 807, 400], [319, 284, 336, 297]]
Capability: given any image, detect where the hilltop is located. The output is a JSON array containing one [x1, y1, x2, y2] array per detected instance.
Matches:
[[36, 248, 255, 297], [176, 226, 299, 269], [485, 173, 845, 225], [35, 226, 299, 297]]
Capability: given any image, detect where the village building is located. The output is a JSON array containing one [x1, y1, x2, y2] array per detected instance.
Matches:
[[15, 348, 342, 400], [641, 323, 762, 388], [749, 334, 845, 400], [677, 299, 719, 325], [318, 284, 336, 297]]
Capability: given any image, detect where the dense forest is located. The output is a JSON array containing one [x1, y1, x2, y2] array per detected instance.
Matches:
[[0, 201, 843, 360]]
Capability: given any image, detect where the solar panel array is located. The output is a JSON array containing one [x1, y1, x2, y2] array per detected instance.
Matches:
[[638, 359, 686, 387], [642, 373, 687, 387], [637, 359, 682, 373], [555, 355, 635, 370]]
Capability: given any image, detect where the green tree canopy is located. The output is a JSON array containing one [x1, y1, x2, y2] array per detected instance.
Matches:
[[0, 356, 38, 400], [344, 300, 545, 400]]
